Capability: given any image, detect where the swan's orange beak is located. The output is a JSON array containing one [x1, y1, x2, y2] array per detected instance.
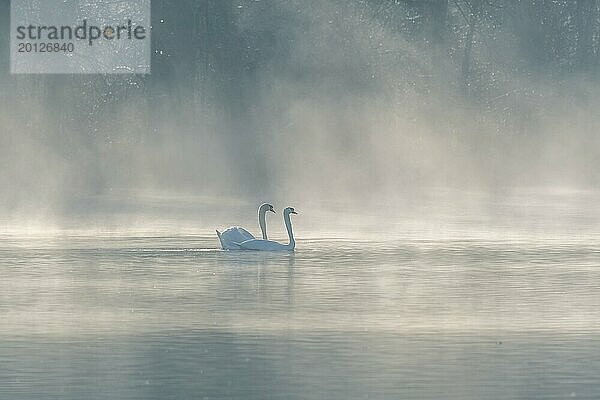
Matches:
[[291, 210, 298, 214]]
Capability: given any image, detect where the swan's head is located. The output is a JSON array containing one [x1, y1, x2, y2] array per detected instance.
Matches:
[[284, 207, 298, 215], [260, 203, 276, 213]]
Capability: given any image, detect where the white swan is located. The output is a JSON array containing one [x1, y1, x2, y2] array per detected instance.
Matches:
[[216, 203, 275, 250], [236, 207, 297, 251]]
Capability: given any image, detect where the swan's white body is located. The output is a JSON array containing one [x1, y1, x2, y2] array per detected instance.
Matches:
[[237, 207, 297, 251], [216, 203, 274, 250]]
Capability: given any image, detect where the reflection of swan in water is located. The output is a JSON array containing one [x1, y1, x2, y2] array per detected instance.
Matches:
[[236, 207, 297, 251], [216, 203, 275, 250]]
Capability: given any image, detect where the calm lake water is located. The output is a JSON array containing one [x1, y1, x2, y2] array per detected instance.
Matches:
[[1, 194, 600, 399]]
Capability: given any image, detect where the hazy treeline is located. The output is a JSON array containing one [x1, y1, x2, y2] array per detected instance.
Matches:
[[0, 0, 599, 222]]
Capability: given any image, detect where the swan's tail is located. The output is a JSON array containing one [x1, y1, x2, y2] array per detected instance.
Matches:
[[216, 230, 224, 249]]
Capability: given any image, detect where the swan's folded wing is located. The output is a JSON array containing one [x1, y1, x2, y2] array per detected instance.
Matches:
[[235, 227, 254, 241], [221, 227, 254, 242], [218, 227, 255, 250]]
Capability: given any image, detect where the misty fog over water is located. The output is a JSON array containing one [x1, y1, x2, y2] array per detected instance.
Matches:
[[0, 0, 599, 230]]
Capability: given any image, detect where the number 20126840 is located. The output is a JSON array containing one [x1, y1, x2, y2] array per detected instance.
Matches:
[[18, 42, 74, 53]]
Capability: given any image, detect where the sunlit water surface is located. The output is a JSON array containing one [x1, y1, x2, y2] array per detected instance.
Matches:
[[1, 198, 600, 399]]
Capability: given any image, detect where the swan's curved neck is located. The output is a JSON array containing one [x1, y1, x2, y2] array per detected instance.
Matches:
[[258, 208, 268, 240], [284, 212, 295, 250]]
